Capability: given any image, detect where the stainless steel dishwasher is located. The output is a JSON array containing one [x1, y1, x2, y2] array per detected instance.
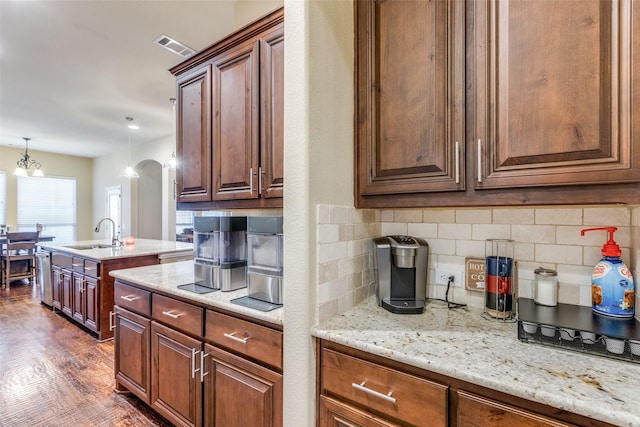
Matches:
[[36, 251, 53, 307]]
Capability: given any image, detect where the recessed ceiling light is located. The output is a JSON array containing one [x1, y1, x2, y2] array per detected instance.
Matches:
[[154, 34, 195, 58]]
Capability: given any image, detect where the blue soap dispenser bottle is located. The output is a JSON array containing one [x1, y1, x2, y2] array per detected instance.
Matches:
[[581, 227, 635, 318]]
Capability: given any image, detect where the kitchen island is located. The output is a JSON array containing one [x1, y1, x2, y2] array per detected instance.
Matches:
[[40, 239, 193, 340], [312, 296, 639, 427], [108, 261, 283, 426]]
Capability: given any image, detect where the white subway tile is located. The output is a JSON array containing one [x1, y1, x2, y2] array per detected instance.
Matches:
[[556, 264, 593, 286], [512, 225, 555, 244], [456, 240, 485, 258], [514, 243, 535, 262], [439, 223, 472, 240], [583, 207, 630, 226], [456, 209, 491, 224], [395, 210, 423, 223], [535, 208, 583, 225], [381, 222, 408, 236], [558, 283, 581, 305], [318, 204, 332, 224], [535, 244, 582, 265], [408, 222, 438, 239], [331, 206, 351, 224], [493, 208, 534, 225], [579, 285, 592, 307], [318, 241, 348, 263], [317, 224, 339, 244], [380, 210, 394, 221], [472, 224, 511, 241], [423, 209, 455, 223], [428, 239, 456, 255]]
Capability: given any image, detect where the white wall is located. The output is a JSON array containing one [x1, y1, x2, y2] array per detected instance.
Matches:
[[283, 0, 354, 424]]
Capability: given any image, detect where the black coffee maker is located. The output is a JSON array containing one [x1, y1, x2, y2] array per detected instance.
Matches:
[[373, 235, 429, 314]]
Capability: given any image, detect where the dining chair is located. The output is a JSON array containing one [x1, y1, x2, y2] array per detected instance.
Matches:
[[1, 232, 39, 289]]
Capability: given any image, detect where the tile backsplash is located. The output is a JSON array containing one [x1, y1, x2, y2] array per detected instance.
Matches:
[[316, 204, 640, 322]]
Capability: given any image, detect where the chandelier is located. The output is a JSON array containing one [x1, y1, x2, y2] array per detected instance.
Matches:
[[14, 137, 44, 177]]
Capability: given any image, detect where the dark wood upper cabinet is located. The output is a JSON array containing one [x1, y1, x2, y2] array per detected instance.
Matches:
[[356, 0, 465, 196], [171, 8, 284, 210], [176, 65, 212, 203], [356, 0, 640, 208], [473, 0, 639, 189]]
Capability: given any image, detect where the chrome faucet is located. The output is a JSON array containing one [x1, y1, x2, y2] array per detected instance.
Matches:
[[94, 217, 121, 246]]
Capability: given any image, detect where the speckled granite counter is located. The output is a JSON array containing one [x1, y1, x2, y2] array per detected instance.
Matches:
[[40, 239, 193, 261], [312, 296, 640, 427], [109, 260, 283, 326]]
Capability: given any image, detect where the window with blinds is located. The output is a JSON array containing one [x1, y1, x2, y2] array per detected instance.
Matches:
[[0, 172, 6, 226], [17, 176, 76, 242]]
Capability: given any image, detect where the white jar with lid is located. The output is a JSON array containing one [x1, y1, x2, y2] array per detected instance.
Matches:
[[534, 267, 558, 306]]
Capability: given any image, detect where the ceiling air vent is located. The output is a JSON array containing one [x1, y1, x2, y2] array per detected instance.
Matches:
[[154, 34, 195, 58]]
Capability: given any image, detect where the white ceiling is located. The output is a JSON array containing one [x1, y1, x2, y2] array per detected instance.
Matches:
[[0, 0, 282, 158]]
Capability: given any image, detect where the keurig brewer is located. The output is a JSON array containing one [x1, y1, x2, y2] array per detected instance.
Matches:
[[374, 235, 429, 314]]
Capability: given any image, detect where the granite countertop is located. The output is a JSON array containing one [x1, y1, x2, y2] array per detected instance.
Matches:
[[109, 260, 283, 326], [40, 239, 193, 261], [311, 296, 640, 427]]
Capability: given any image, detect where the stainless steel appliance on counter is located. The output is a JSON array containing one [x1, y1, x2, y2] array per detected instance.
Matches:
[[218, 216, 248, 291], [178, 216, 220, 294], [246, 216, 283, 304], [373, 235, 429, 314]]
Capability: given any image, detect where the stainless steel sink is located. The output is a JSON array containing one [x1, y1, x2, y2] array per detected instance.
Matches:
[[63, 244, 117, 250]]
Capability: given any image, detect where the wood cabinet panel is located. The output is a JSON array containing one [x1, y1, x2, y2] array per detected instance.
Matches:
[[115, 306, 151, 404], [321, 348, 448, 427], [205, 309, 282, 371], [84, 276, 98, 332], [473, 0, 639, 189], [61, 268, 73, 317], [204, 343, 282, 427], [152, 293, 203, 337], [51, 266, 62, 310], [151, 321, 203, 427], [72, 274, 84, 324], [177, 64, 212, 203], [260, 22, 284, 199], [319, 396, 401, 427], [456, 390, 574, 427], [356, 0, 465, 196], [212, 39, 260, 201], [115, 281, 151, 316]]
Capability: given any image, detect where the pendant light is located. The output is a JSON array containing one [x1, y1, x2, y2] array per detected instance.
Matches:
[[14, 137, 44, 177], [121, 117, 140, 178]]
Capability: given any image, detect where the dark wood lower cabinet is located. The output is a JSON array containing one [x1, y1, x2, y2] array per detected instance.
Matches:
[[151, 321, 203, 427], [204, 344, 282, 427], [61, 268, 73, 317], [319, 396, 400, 427], [114, 306, 151, 404]]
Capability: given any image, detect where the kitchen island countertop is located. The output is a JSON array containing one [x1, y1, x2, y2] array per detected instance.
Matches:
[[109, 260, 283, 326], [312, 296, 640, 427], [40, 239, 193, 261]]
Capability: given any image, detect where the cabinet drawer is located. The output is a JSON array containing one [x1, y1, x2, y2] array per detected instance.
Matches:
[[457, 390, 573, 427], [52, 253, 73, 269], [205, 310, 282, 370], [321, 348, 448, 427], [83, 259, 100, 278], [115, 282, 151, 316], [72, 257, 84, 273], [152, 294, 203, 337]]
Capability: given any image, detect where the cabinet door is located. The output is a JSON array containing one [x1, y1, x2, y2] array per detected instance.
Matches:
[[355, 0, 465, 196], [72, 274, 84, 324], [260, 22, 284, 199], [51, 266, 62, 310], [61, 269, 73, 317], [319, 396, 401, 427], [204, 344, 282, 427], [84, 276, 98, 332], [212, 38, 260, 201], [114, 306, 151, 404], [177, 64, 212, 202], [151, 321, 203, 427], [473, 0, 639, 189], [457, 390, 573, 427]]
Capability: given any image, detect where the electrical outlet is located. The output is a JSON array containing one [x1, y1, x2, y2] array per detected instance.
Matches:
[[435, 268, 463, 287]]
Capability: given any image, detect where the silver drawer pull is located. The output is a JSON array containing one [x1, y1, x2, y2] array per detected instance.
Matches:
[[352, 381, 396, 404], [162, 310, 184, 319], [120, 295, 140, 302], [223, 331, 250, 344]]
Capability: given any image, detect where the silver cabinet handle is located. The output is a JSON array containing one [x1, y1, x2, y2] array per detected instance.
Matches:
[[258, 166, 264, 195], [249, 167, 254, 194], [120, 295, 140, 302], [191, 348, 199, 379], [223, 331, 250, 344], [477, 139, 483, 183], [109, 311, 116, 331], [162, 310, 184, 319], [200, 351, 209, 382], [352, 381, 397, 404], [455, 141, 460, 184]]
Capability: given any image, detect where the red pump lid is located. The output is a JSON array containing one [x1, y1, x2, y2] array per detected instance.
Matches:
[[580, 227, 621, 257]]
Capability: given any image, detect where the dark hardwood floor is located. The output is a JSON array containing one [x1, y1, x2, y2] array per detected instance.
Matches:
[[0, 281, 172, 426]]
